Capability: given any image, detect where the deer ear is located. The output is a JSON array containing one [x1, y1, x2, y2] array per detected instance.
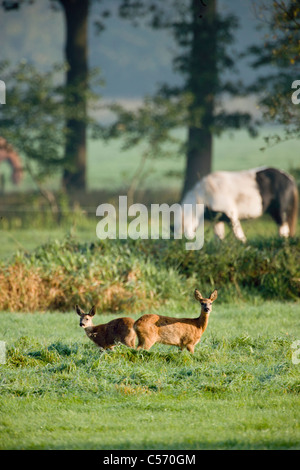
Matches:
[[194, 289, 203, 302], [75, 305, 84, 316], [210, 290, 218, 302], [89, 305, 96, 316]]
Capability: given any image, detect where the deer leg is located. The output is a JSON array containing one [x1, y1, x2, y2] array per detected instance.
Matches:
[[136, 336, 155, 351], [128, 335, 136, 348], [124, 331, 137, 348], [186, 344, 195, 354]]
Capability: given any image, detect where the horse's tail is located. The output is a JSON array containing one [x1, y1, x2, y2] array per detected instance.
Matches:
[[288, 182, 298, 237]]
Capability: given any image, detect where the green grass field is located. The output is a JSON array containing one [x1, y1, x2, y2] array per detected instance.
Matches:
[[0, 126, 299, 450], [1, 302, 299, 450], [1, 127, 299, 193], [89, 127, 300, 190]]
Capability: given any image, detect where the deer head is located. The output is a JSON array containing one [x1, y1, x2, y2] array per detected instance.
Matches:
[[75, 304, 96, 328], [194, 289, 218, 314]]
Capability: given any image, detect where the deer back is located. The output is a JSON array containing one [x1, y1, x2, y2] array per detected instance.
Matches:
[[134, 313, 204, 347]]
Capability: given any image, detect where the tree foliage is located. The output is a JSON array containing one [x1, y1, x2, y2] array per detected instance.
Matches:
[[103, 0, 258, 197], [247, 0, 300, 147], [0, 61, 67, 180], [0, 61, 100, 182], [1, 0, 109, 192]]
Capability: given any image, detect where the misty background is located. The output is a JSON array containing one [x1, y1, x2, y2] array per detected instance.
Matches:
[[1, 1, 263, 113]]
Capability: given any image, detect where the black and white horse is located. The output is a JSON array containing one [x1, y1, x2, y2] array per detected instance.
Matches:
[[177, 167, 298, 242]]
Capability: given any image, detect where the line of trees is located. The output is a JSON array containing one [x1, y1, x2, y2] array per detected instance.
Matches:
[[1, 0, 299, 199]]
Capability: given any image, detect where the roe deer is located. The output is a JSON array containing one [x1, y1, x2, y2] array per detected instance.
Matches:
[[75, 305, 136, 349], [134, 289, 217, 354]]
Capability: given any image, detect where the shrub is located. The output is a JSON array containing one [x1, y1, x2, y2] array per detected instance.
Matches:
[[0, 235, 299, 312]]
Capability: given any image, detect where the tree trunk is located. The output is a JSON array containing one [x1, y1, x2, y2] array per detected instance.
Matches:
[[60, 0, 89, 192], [181, 0, 217, 200]]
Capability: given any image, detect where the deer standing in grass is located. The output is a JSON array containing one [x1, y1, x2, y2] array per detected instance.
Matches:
[[134, 289, 217, 354], [75, 305, 136, 350]]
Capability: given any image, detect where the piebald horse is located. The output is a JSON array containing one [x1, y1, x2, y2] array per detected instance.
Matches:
[[178, 167, 298, 242]]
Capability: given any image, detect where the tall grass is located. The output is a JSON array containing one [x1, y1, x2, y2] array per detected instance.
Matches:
[[0, 234, 299, 312]]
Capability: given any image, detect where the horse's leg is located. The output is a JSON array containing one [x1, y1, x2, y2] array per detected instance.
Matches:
[[230, 217, 247, 242], [214, 221, 225, 240], [182, 202, 200, 240], [273, 197, 290, 238], [278, 222, 290, 237]]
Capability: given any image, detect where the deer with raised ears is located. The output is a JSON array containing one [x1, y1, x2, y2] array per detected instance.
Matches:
[[133, 289, 218, 354], [75, 305, 136, 350]]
